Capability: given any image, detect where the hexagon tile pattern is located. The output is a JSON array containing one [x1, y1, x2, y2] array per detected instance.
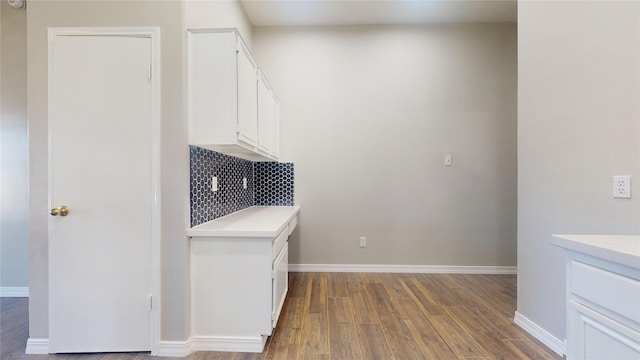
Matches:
[[190, 146, 254, 227], [190, 146, 295, 227], [255, 162, 295, 206]]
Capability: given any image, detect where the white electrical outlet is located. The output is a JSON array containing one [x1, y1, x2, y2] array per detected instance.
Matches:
[[613, 175, 631, 199], [444, 154, 452, 166], [243, 177, 248, 189], [211, 176, 218, 192], [360, 236, 367, 248]]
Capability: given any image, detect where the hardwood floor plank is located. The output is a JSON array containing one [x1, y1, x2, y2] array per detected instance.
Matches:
[[233, 352, 265, 360], [343, 273, 380, 325], [445, 286, 530, 341], [327, 273, 348, 298], [300, 312, 329, 355], [403, 319, 458, 360], [417, 274, 463, 306], [298, 354, 329, 360], [265, 297, 304, 360], [365, 283, 426, 360], [402, 277, 443, 316], [390, 278, 458, 359], [195, 351, 236, 360], [307, 273, 328, 314], [358, 272, 386, 284], [427, 313, 488, 359], [447, 274, 515, 320], [443, 306, 528, 360], [355, 324, 395, 360], [503, 339, 561, 360], [380, 275, 416, 321], [288, 272, 308, 299], [327, 298, 362, 360]]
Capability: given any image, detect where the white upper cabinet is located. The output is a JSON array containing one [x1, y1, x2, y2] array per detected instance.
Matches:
[[257, 71, 280, 159], [188, 29, 279, 161]]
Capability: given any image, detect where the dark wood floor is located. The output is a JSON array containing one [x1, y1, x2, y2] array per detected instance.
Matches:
[[1, 273, 563, 360]]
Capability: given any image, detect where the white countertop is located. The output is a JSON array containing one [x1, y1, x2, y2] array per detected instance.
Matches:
[[552, 234, 640, 270], [188, 206, 300, 238]]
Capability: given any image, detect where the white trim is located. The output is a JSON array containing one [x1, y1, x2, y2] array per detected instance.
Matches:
[[25, 338, 50, 354], [0, 287, 29, 297], [47, 27, 162, 355], [148, 26, 162, 358], [156, 339, 192, 358], [514, 311, 566, 356], [191, 335, 267, 353], [289, 264, 517, 274], [157, 335, 269, 356]]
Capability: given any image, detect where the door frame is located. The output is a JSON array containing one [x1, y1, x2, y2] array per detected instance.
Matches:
[[47, 27, 161, 355]]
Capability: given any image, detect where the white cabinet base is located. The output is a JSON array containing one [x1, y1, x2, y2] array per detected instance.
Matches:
[[189, 207, 300, 354], [553, 235, 640, 360]]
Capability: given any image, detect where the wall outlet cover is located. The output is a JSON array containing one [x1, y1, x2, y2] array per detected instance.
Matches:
[[211, 176, 218, 192], [444, 154, 452, 166], [613, 175, 631, 199]]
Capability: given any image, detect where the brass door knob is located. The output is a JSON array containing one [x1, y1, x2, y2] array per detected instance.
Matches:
[[50, 205, 70, 216]]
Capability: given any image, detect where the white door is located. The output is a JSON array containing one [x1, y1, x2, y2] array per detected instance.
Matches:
[[49, 32, 156, 353]]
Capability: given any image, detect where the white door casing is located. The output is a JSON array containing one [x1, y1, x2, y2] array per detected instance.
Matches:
[[48, 28, 160, 354]]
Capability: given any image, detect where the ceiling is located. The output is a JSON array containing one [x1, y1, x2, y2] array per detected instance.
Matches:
[[240, 0, 517, 27]]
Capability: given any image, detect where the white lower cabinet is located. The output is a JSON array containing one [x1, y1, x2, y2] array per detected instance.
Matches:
[[564, 253, 640, 359], [188, 207, 299, 353]]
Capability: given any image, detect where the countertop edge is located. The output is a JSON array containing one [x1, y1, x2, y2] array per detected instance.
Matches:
[[552, 234, 640, 270], [187, 206, 300, 238]]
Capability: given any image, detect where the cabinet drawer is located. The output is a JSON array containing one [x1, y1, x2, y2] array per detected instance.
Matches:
[[570, 260, 640, 324], [288, 214, 298, 236], [273, 229, 288, 260]]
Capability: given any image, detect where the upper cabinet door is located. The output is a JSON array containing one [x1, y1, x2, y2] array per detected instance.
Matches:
[[236, 40, 258, 147], [271, 94, 280, 158], [257, 71, 272, 154], [188, 31, 237, 146]]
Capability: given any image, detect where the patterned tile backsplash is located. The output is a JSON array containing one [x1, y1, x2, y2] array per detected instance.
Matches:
[[255, 162, 294, 206], [189, 146, 294, 227]]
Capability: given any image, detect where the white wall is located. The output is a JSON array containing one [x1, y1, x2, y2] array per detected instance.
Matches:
[[0, 1, 29, 293], [27, 0, 189, 341], [518, 0, 640, 344], [253, 24, 517, 267]]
